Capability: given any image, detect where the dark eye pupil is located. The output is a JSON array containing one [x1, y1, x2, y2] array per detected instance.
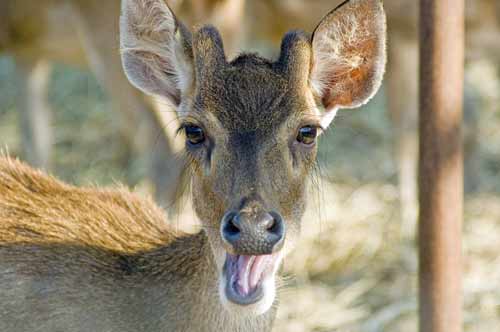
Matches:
[[297, 126, 317, 145], [185, 125, 205, 145]]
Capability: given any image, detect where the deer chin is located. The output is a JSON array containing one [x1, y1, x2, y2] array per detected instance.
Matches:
[[219, 251, 283, 316]]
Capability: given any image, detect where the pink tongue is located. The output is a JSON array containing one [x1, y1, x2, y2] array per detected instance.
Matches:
[[233, 255, 270, 296]]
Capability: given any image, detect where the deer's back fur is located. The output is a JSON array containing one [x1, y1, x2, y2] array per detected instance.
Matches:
[[0, 157, 274, 332]]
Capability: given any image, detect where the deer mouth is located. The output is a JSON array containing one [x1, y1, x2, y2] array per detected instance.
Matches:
[[222, 253, 280, 306]]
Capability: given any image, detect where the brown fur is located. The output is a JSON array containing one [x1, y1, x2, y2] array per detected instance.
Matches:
[[0, 156, 173, 250]]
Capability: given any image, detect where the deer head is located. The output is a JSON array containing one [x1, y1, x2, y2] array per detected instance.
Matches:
[[120, 0, 386, 316]]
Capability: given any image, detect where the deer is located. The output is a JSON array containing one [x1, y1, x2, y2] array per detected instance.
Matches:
[[0, 0, 386, 331]]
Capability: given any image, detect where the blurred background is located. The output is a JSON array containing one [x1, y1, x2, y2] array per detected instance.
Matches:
[[0, 0, 499, 331]]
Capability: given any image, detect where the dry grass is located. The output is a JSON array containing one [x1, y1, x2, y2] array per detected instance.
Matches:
[[272, 181, 500, 332]]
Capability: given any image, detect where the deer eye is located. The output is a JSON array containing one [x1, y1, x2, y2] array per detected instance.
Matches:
[[296, 126, 318, 145], [184, 125, 205, 146]]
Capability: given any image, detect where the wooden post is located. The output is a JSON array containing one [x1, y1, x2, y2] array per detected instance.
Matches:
[[418, 0, 464, 332]]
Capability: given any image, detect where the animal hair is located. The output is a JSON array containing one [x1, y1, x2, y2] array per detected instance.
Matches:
[[120, 0, 192, 103], [0, 156, 177, 252], [310, 0, 386, 111]]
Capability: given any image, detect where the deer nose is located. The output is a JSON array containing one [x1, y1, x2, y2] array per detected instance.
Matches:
[[221, 210, 285, 255]]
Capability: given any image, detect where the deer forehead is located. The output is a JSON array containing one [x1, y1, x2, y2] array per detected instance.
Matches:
[[188, 54, 314, 134]]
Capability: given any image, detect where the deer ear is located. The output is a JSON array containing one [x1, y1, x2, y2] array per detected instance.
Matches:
[[310, 0, 386, 125], [120, 0, 193, 106]]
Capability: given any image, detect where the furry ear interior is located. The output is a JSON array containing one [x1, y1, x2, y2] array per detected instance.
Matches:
[[120, 0, 193, 106], [310, 0, 386, 122]]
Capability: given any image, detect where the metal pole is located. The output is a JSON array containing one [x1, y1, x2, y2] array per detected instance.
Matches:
[[418, 0, 464, 331]]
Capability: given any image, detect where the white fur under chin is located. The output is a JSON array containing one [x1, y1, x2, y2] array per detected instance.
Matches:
[[218, 253, 283, 317]]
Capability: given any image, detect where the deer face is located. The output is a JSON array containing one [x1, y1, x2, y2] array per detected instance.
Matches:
[[120, 0, 386, 316]]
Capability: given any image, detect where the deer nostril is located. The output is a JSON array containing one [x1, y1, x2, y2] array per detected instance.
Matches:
[[266, 211, 285, 251], [221, 212, 241, 245], [225, 218, 240, 236], [267, 218, 278, 233]]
